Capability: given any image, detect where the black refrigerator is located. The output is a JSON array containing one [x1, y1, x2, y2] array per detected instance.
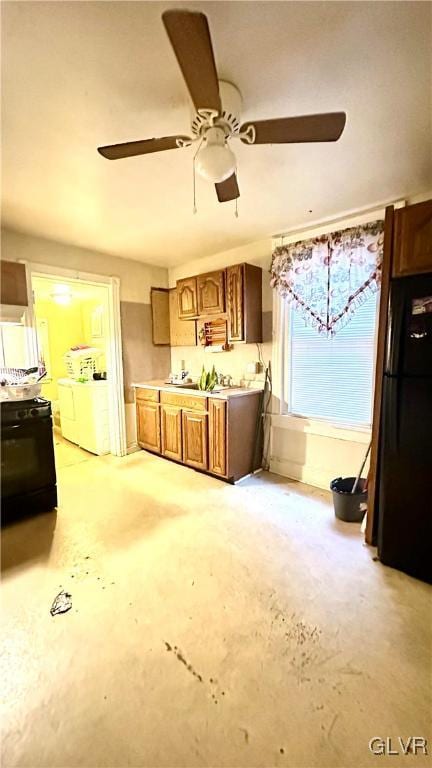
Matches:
[[378, 273, 432, 583]]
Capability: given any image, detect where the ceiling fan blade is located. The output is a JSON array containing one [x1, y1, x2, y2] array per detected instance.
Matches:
[[162, 10, 221, 114], [215, 173, 240, 203], [97, 136, 189, 160], [240, 112, 346, 144]]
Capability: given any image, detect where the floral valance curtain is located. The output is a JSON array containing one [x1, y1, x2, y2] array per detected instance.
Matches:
[[270, 220, 384, 335]]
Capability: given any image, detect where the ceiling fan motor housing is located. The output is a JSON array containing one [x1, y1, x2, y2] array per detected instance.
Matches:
[[191, 80, 242, 138]]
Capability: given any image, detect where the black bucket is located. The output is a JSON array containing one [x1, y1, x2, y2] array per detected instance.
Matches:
[[330, 477, 367, 522]]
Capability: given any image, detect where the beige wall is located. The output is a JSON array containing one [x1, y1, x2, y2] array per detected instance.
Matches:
[[271, 416, 370, 490], [1, 228, 167, 303]]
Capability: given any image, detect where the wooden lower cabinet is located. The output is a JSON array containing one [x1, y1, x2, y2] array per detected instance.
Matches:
[[209, 399, 226, 476], [136, 400, 161, 453], [161, 405, 182, 461], [136, 387, 263, 481], [182, 410, 208, 470]]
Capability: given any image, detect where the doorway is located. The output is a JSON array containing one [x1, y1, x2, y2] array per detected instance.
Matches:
[[27, 265, 126, 458]]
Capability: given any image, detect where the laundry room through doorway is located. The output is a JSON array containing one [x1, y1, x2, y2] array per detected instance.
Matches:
[[32, 275, 112, 466]]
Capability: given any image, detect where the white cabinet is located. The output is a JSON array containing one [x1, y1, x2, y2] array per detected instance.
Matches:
[[58, 379, 110, 455]]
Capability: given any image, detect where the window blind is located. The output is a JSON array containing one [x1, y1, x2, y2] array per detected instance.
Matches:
[[289, 293, 378, 427]]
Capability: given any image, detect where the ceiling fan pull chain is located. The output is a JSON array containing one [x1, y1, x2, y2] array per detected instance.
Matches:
[[234, 167, 239, 218], [192, 136, 205, 214], [193, 163, 197, 214]]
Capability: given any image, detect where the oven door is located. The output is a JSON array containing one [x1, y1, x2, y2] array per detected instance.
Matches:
[[1, 416, 56, 500]]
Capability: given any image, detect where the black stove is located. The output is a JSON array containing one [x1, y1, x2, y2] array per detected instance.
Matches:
[[1, 397, 57, 520], [1, 397, 52, 424]]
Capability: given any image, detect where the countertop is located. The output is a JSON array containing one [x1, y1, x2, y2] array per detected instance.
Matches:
[[133, 380, 263, 400]]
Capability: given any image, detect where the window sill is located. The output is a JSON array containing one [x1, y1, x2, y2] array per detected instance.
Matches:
[[271, 413, 371, 444]]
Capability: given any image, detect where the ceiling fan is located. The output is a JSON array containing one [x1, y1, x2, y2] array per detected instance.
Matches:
[[97, 9, 346, 203]]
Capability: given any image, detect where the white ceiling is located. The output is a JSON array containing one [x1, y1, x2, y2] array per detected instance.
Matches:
[[1, 1, 431, 268]]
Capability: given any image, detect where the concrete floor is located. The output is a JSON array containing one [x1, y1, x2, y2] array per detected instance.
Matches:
[[1, 449, 431, 768], [53, 430, 99, 470]]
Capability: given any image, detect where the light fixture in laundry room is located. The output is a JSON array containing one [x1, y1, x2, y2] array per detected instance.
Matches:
[[51, 284, 72, 306]]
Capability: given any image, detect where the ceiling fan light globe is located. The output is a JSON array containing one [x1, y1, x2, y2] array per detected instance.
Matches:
[[196, 143, 236, 183]]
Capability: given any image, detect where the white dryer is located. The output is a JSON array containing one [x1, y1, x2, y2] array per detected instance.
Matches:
[[58, 379, 110, 455]]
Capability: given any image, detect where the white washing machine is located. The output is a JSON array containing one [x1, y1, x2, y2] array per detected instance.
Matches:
[[58, 379, 110, 455]]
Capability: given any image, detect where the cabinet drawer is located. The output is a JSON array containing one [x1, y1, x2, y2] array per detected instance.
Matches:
[[135, 387, 160, 403], [160, 391, 207, 411]]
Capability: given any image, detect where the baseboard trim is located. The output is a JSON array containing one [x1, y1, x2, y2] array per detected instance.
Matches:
[[269, 457, 331, 491]]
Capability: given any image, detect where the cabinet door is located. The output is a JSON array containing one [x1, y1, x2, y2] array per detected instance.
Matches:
[[226, 264, 244, 341], [136, 401, 161, 453], [177, 278, 198, 319], [161, 405, 182, 461], [151, 288, 170, 345], [182, 410, 208, 470], [169, 288, 197, 346], [0, 261, 28, 306], [393, 200, 432, 277], [197, 271, 225, 315], [209, 399, 227, 476]]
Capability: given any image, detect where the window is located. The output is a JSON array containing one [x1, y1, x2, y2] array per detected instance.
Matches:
[[288, 292, 378, 427]]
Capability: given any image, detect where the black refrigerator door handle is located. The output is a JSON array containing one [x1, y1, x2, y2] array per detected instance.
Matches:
[[386, 376, 400, 452], [386, 285, 406, 376]]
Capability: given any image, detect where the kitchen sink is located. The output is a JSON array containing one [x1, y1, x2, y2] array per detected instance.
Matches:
[[168, 381, 199, 389], [168, 381, 233, 392]]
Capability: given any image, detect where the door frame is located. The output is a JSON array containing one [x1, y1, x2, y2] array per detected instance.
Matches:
[[21, 260, 127, 457]]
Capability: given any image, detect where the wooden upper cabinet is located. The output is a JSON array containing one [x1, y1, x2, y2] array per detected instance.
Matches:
[[197, 270, 225, 315], [226, 263, 262, 343], [177, 277, 198, 319], [226, 264, 244, 341], [182, 410, 208, 470], [209, 399, 227, 476], [136, 400, 161, 453], [169, 289, 197, 346], [161, 405, 182, 461], [175, 263, 262, 343], [0, 261, 28, 306], [392, 200, 432, 278], [151, 288, 170, 345]]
